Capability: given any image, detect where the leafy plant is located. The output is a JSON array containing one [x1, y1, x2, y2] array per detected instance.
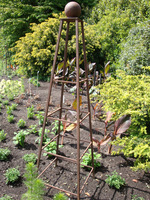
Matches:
[[27, 106, 34, 119], [105, 171, 125, 189], [35, 111, 44, 126], [17, 119, 26, 128], [6, 106, 13, 115], [0, 195, 14, 200], [51, 120, 63, 135], [11, 103, 18, 110], [81, 149, 101, 169], [7, 115, 14, 123], [29, 125, 38, 134], [21, 162, 45, 200], [0, 129, 7, 142], [13, 130, 29, 147], [53, 192, 68, 200], [35, 128, 50, 144], [22, 153, 37, 164], [3, 100, 9, 106], [0, 148, 10, 161], [43, 141, 61, 158], [131, 195, 145, 200], [4, 167, 20, 184]]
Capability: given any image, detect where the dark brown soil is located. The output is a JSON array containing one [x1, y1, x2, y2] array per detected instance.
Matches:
[[0, 75, 150, 200]]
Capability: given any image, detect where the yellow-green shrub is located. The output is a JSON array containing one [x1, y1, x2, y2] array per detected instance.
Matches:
[[91, 70, 150, 171], [12, 13, 101, 78]]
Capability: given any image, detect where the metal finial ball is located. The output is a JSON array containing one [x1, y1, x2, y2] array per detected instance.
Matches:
[[64, 1, 81, 17]]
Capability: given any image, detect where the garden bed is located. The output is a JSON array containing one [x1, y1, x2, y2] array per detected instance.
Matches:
[[0, 75, 150, 200]]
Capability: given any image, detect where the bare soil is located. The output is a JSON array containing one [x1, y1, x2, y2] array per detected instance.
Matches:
[[0, 75, 150, 200]]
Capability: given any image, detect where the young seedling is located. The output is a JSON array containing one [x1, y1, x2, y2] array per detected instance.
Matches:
[[6, 106, 13, 115], [11, 103, 18, 110], [21, 162, 45, 200], [13, 130, 29, 147], [0, 148, 10, 161], [0, 194, 14, 200], [53, 192, 68, 200], [7, 115, 14, 123], [35, 111, 44, 126], [4, 167, 20, 184], [22, 153, 37, 164], [27, 105, 34, 119], [17, 119, 26, 128], [43, 141, 63, 158], [0, 129, 7, 142], [81, 149, 101, 170], [105, 171, 125, 189]]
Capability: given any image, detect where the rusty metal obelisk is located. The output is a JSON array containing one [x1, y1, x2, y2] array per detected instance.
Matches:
[[37, 2, 94, 199]]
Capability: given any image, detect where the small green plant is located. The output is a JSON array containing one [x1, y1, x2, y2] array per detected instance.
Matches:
[[0, 129, 7, 142], [4, 167, 20, 184], [7, 115, 14, 123], [21, 162, 45, 200], [22, 153, 37, 164], [43, 141, 59, 157], [13, 130, 29, 147], [81, 149, 101, 169], [53, 192, 68, 200], [6, 106, 13, 115], [3, 100, 9, 105], [29, 77, 40, 87], [27, 106, 34, 119], [17, 119, 26, 128], [0, 195, 14, 200], [7, 94, 14, 101], [105, 171, 125, 189], [35, 128, 50, 144], [11, 103, 18, 110], [35, 111, 44, 126], [131, 195, 145, 200], [51, 120, 63, 135], [29, 125, 38, 134], [0, 148, 10, 161]]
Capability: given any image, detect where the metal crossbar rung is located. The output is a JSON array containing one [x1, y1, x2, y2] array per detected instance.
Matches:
[[53, 79, 77, 84], [80, 142, 92, 160], [42, 135, 59, 150], [47, 116, 77, 125], [47, 107, 61, 117]]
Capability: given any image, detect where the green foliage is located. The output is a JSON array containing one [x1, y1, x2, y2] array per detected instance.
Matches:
[[0, 148, 10, 161], [92, 70, 150, 171], [131, 195, 145, 200], [6, 106, 13, 115], [4, 167, 20, 184], [3, 100, 9, 106], [12, 13, 101, 77], [22, 153, 37, 164], [105, 171, 125, 189], [27, 106, 34, 119], [43, 141, 60, 157], [17, 119, 26, 128], [51, 120, 63, 135], [29, 77, 40, 87], [11, 103, 18, 110], [0, 130, 7, 142], [29, 125, 38, 134], [0, 195, 14, 200], [7, 115, 14, 123], [13, 130, 29, 147], [81, 149, 101, 169], [0, 79, 24, 98], [53, 192, 68, 200], [115, 21, 150, 75], [35, 112, 44, 126], [35, 128, 50, 144], [86, 0, 150, 67], [21, 162, 45, 200]]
